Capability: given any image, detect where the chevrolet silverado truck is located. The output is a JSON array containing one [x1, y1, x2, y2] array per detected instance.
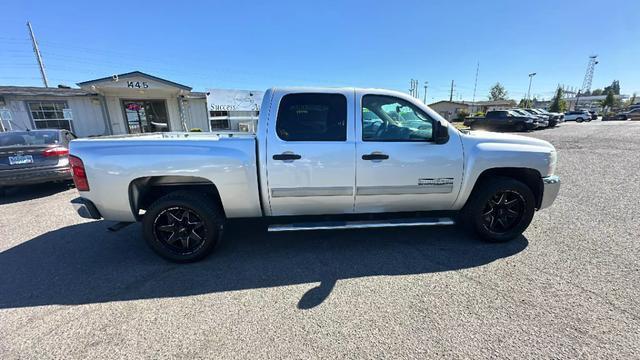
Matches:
[[69, 88, 560, 262]]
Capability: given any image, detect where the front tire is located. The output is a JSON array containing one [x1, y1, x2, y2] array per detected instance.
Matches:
[[576, 117, 584, 123], [462, 177, 535, 242], [142, 191, 224, 262]]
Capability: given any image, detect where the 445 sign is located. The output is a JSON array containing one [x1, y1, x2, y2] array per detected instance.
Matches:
[[127, 81, 149, 89]]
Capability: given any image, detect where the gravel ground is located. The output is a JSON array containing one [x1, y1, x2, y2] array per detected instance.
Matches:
[[1, 121, 639, 359]]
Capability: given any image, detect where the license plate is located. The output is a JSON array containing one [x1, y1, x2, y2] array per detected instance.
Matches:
[[8, 155, 34, 165]]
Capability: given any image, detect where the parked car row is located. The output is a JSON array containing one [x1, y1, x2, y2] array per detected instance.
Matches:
[[463, 108, 563, 132], [603, 107, 640, 121]]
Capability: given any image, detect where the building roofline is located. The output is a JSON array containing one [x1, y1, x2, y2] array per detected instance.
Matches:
[[428, 100, 469, 106], [0, 86, 96, 97], [76, 71, 192, 91]]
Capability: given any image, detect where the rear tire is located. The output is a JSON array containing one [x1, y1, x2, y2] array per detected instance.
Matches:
[[462, 176, 535, 242], [142, 191, 224, 262]]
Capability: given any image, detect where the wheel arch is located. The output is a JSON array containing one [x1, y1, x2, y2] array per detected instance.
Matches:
[[469, 167, 543, 210], [129, 176, 225, 221]]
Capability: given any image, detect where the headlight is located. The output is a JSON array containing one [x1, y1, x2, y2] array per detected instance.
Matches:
[[548, 150, 557, 176]]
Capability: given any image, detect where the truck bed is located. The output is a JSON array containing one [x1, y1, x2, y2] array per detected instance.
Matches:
[[70, 132, 263, 222]]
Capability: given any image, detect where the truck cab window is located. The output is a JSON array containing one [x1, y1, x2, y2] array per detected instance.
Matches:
[[276, 93, 347, 141], [362, 95, 433, 141]]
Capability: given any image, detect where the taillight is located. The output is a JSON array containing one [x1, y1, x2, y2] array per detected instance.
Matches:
[[69, 155, 89, 191], [43, 146, 69, 157]]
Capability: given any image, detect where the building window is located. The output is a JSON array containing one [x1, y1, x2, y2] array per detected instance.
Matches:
[[210, 110, 231, 129], [28, 101, 73, 131]]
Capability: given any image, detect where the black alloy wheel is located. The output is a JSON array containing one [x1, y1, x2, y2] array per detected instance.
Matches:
[[153, 206, 206, 254], [142, 191, 223, 262], [462, 176, 535, 243], [481, 191, 525, 233]]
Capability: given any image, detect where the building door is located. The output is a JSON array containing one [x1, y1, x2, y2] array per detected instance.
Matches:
[[122, 100, 169, 134]]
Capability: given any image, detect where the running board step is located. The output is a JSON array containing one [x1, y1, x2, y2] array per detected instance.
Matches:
[[268, 217, 455, 232]]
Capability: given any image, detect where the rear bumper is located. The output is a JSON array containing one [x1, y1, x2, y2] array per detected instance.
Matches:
[[0, 165, 71, 187], [71, 197, 102, 219], [539, 175, 561, 210]]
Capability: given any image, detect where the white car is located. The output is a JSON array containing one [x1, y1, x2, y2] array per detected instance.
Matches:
[[563, 111, 591, 122]]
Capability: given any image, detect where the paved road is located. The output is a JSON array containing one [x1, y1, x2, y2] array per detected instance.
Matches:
[[1, 121, 639, 359]]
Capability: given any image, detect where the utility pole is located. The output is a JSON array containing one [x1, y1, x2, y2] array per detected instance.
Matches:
[[423, 81, 428, 104], [27, 21, 49, 88], [449, 80, 454, 102], [472, 62, 479, 103], [526, 72, 536, 108]]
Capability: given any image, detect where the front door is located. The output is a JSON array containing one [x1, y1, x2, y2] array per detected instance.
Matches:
[[265, 90, 356, 216], [122, 100, 170, 134], [355, 91, 463, 213]]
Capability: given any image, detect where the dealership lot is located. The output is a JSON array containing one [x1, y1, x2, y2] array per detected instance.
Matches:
[[1, 121, 639, 358]]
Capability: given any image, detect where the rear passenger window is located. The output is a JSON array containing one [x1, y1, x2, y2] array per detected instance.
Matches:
[[276, 93, 347, 141]]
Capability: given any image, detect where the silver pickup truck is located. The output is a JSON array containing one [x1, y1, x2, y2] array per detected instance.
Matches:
[[70, 87, 560, 262]]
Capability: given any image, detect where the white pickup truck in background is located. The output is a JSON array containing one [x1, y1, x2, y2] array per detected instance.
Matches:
[[69, 87, 560, 262]]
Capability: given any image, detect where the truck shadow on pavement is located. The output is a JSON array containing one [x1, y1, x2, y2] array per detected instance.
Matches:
[[0, 220, 528, 310]]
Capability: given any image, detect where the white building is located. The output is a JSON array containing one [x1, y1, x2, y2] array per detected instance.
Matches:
[[206, 89, 264, 132], [77, 71, 208, 134], [0, 71, 209, 136]]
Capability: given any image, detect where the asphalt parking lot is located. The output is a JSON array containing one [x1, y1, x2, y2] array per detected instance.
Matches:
[[1, 121, 639, 359]]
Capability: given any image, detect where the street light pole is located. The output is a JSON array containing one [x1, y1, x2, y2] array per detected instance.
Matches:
[[526, 72, 537, 108], [423, 81, 428, 104]]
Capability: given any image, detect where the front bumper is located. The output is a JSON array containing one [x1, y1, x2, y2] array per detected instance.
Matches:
[[0, 165, 71, 187], [71, 197, 102, 219], [539, 175, 560, 209]]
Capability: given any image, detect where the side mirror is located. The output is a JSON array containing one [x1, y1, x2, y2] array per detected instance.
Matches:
[[434, 120, 450, 144]]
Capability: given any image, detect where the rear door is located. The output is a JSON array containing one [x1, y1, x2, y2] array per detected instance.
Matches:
[[354, 90, 463, 213], [265, 90, 356, 216]]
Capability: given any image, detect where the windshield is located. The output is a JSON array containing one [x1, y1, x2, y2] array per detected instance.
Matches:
[[0, 131, 60, 147]]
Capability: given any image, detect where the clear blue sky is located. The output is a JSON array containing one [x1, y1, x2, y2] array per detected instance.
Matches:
[[1, 0, 638, 101]]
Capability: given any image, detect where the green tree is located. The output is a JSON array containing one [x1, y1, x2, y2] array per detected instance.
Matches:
[[591, 89, 603, 96], [549, 87, 567, 112], [518, 98, 529, 108], [488, 82, 508, 101], [603, 80, 620, 95], [518, 97, 538, 108], [455, 109, 470, 121], [600, 90, 616, 112], [626, 93, 637, 107]]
